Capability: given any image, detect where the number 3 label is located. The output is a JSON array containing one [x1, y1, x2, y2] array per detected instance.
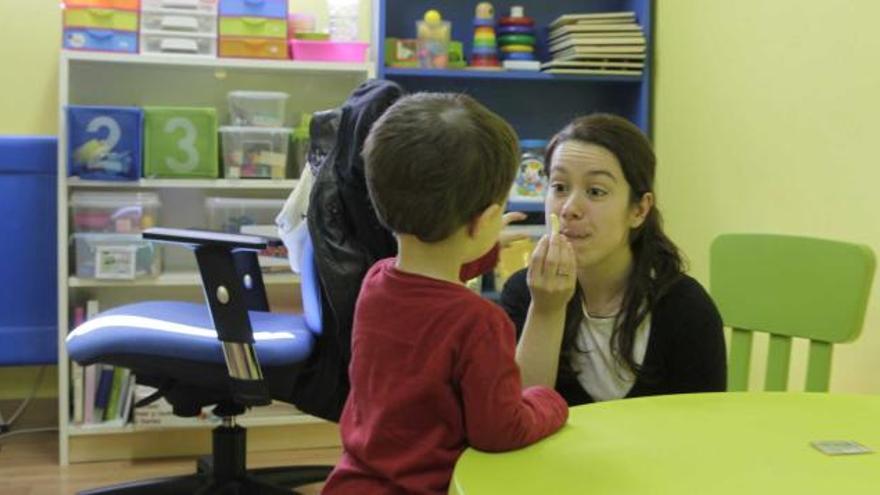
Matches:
[[164, 117, 200, 173]]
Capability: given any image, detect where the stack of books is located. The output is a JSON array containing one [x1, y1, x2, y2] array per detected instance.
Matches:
[[543, 11, 646, 76]]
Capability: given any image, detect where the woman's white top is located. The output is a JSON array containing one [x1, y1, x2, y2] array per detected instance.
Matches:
[[570, 305, 651, 402]]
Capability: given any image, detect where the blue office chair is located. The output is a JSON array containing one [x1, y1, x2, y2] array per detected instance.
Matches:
[[66, 227, 329, 495]]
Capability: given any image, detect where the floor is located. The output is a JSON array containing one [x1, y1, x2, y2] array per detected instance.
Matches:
[[0, 430, 343, 495]]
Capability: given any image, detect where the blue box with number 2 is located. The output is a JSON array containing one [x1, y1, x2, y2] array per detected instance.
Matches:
[[67, 105, 143, 181]]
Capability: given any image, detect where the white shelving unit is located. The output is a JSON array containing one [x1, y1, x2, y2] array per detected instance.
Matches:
[[57, 50, 369, 465]]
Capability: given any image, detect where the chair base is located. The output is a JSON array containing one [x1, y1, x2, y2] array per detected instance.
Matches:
[[77, 421, 332, 495]]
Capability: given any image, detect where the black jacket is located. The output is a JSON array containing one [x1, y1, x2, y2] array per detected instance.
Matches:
[[500, 269, 727, 405], [291, 80, 404, 421]]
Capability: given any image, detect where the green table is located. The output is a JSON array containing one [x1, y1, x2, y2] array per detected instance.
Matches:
[[450, 392, 880, 494]]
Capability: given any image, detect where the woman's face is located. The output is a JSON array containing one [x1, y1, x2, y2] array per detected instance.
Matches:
[[546, 140, 648, 270]]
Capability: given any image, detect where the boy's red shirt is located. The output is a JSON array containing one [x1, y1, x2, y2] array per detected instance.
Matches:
[[323, 247, 569, 494]]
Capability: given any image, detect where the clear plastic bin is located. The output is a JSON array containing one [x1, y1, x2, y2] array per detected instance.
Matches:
[[288, 125, 309, 179], [73, 233, 162, 279], [205, 197, 288, 271], [227, 91, 289, 127], [70, 192, 160, 234], [141, 0, 218, 13], [141, 9, 218, 35], [220, 126, 292, 179], [140, 31, 216, 56]]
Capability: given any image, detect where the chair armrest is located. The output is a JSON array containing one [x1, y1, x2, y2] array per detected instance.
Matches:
[[142, 226, 280, 406], [143, 227, 282, 251]]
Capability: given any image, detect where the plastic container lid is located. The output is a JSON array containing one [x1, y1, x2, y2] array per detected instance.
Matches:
[[205, 197, 286, 208], [0, 136, 57, 174], [227, 91, 289, 100], [70, 191, 161, 208], [219, 126, 293, 135]]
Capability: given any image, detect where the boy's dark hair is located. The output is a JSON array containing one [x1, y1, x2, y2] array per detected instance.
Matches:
[[363, 92, 519, 243]]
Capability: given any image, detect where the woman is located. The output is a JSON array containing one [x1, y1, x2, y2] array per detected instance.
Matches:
[[502, 114, 726, 405]]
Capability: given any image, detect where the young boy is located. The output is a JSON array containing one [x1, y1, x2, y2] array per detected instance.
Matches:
[[322, 93, 568, 494]]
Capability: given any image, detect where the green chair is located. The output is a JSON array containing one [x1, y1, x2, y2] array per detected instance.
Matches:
[[710, 234, 875, 392]]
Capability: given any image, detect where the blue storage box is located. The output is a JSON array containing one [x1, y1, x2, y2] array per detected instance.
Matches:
[[219, 0, 287, 19], [63, 29, 138, 53], [0, 136, 58, 366], [67, 105, 144, 181]]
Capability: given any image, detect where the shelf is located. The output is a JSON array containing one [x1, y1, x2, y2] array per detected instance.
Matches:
[[382, 67, 643, 83], [68, 413, 325, 436], [62, 50, 374, 76], [67, 177, 299, 190], [69, 271, 299, 288]]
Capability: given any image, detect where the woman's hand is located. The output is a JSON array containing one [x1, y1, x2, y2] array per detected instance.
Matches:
[[499, 211, 529, 247], [527, 233, 576, 313]]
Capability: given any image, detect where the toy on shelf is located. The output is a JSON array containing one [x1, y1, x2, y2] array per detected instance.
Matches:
[[469, 2, 500, 69], [498, 5, 539, 70], [416, 9, 451, 68]]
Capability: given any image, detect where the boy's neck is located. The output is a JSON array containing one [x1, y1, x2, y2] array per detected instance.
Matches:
[[395, 233, 468, 285]]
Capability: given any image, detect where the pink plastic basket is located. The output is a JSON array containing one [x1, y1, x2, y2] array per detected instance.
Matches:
[[289, 40, 369, 62]]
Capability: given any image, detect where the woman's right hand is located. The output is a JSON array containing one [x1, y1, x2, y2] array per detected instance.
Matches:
[[526, 233, 577, 313]]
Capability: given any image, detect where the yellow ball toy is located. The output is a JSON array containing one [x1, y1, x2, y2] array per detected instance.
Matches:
[[424, 9, 442, 24]]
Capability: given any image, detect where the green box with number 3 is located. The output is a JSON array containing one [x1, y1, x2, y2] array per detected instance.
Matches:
[[144, 107, 219, 178]]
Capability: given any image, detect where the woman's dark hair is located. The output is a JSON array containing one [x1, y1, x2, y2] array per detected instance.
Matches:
[[545, 113, 685, 378]]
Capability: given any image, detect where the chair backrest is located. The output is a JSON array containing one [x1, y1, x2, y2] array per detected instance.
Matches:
[[300, 231, 322, 336], [710, 233, 875, 392]]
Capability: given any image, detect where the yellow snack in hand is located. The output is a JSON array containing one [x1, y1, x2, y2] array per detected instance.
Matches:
[[550, 213, 560, 235]]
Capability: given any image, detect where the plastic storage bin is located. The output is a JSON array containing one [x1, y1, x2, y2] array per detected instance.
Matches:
[[70, 192, 160, 234], [227, 91, 288, 127], [141, 9, 218, 34], [63, 8, 140, 31], [0, 136, 57, 365], [218, 0, 287, 19], [63, 28, 139, 53], [140, 31, 217, 56], [289, 124, 309, 178], [144, 106, 219, 177], [220, 126, 291, 179], [219, 37, 287, 59], [65, 0, 141, 8], [206, 197, 287, 270], [73, 233, 162, 279], [289, 40, 369, 62], [67, 105, 143, 181], [219, 17, 287, 38], [142, 0, 217, 12]]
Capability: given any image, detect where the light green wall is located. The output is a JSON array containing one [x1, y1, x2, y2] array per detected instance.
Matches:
[[655, 1, 880, 393], [0, 0, 61, 135]]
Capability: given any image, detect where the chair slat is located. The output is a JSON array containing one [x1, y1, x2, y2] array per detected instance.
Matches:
[[805, 340, 833, 392], [727, 328, 753, 391], [764, 334, 792, 391]]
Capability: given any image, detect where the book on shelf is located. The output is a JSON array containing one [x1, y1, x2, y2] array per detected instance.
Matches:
[[555, 51, 646, 61], [550, 11, 636, 29], [541, 60, 644, 70], [71, 306, 86, 424], [552, 46, 647, 58], [543, 68, 642, 76], [549, 37, 645, 54], [549, 23, 642, 39]]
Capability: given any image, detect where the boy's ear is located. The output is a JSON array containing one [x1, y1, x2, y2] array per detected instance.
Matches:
[[467, 203, 503, 238]]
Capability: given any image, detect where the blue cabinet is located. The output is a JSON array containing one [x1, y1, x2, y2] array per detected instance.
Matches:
[[0, 136, 58, 365]]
